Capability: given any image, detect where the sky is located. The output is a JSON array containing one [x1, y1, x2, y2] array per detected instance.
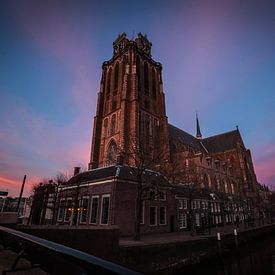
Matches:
[[0, 0, 274, 197]]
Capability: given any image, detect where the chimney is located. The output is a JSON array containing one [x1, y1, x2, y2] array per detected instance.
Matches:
[[73, 167, 81, 176]]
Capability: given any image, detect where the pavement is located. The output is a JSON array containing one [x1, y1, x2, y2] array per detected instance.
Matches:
[[0, 245, 48, 275]]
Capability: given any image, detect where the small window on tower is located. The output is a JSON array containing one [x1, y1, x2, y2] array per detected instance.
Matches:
[[112, 100, 117, 112], [152, 67, 156, 100], [114, 62, 119, 95], [110, 114, 116, 136], [106, 68, 112, 97], [144, 62, 149, 94]]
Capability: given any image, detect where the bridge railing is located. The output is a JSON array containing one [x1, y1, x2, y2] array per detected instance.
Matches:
[[0, 226, 141, 275]]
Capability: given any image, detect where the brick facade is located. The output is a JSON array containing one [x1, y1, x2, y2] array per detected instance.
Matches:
[[55, 33, 267, 236]]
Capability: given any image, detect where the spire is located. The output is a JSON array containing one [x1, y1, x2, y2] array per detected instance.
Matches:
[[196, 112, 202, 139]]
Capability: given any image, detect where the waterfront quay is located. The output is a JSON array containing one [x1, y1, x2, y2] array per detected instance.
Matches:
[[1, 223, 275, 274], [118, 223, 275, 273]]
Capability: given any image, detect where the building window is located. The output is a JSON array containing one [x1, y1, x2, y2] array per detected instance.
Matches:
[[178, 199, 183, 210], [152, 67, 156, 99], [159, 207, 166, 225], [106, 68, 112, 97], [103, 118, 108, 137], [100, 195, 110, 225], [80, 197, 89, 223], [136, 56, 141, 93], [111, 100, 117, 112], [58, 199, 66, 221], [110, 114, 116, 136], [149, 206, 157, 226], [64, 199, 72, 222], [144, 62, 149, 94], [113, 62, 119, 94], [105, 140, 117, 166], [195, 213, 200, 227], [178, 199, 187, 210], [179, 213, 187, 229], [159, 190, 166, 201], [90, 196, 99, 224]]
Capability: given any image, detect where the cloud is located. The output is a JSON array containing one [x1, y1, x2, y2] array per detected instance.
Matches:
[[254, 141, 275, 187]]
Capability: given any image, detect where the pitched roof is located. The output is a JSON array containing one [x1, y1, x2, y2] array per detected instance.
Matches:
[[67, 165, 166, 185], [202, 130, 242, 153], [67, 165, 118, 185], [168, 124, 202, 152], [168, 123, 244, 154]]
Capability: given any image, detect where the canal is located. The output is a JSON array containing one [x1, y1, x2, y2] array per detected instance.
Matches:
[[174, 236, 274, 275]]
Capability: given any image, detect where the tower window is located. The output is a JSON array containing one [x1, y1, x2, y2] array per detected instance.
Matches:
[[106, 68, 112, 97], [110, 114, 116, 136], [106, 140, 118, 166], [114, 62, 119, 95], [144, 62, 149, 94], [136, 56, 141, 93], [152, 68, 156, 99], [103, 118, 108, 137], [112, 100, 117, 112]]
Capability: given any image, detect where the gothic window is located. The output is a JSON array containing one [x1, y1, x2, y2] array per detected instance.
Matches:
[[104, 101, 109, 114], [105, 140, 117, 166], [111, 100, 117, 112], [145, 114, 150, 148], [136, 56, 141, 93], [110, 114, 116, 136], [144, 62, 149, 94], [103, 118, 108, 137], [106, 68, 112, 97], [114, 62, 119, 95], [152, 67, 156, 99]]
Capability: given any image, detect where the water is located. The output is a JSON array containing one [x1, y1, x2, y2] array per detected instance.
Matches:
[[174, 236, 274, 275]]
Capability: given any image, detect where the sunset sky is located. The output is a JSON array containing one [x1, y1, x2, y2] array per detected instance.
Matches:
[[0, 0, 274, 197]]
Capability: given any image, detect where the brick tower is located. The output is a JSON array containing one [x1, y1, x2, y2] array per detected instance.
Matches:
[[89, 33, 170, 169]]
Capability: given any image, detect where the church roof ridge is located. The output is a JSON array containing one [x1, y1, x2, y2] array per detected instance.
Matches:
[[202, 129, 239, 141]]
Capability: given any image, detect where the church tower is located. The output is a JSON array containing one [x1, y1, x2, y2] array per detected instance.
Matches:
[[89, 33, 170, 169]]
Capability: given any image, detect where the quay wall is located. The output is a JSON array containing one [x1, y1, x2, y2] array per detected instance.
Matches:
[[118, 224, 275, 274]]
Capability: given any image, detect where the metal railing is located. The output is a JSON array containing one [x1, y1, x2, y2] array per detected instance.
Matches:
[[0, 226, 141, 275]]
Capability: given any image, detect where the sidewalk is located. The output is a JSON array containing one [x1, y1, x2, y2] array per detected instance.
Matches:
[[119, 223, 254, 247], [0, 246, 48, 275]]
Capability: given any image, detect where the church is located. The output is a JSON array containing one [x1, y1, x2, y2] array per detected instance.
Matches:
[[56, 33, 264, 236]]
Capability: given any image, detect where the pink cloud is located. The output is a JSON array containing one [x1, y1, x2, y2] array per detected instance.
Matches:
[[254, 142, 275, 187]]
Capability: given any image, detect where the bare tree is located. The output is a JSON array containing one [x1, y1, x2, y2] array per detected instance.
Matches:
[[161, 151, 203, 235], [123, 137, 169, 240]]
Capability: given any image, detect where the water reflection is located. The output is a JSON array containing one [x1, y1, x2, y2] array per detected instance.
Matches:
[[174, 237, 274, 275]]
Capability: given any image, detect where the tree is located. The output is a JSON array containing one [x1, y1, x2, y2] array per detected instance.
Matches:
[[28, 173, 68, 225], [161, 151, 203, 235], [123, 138, 169, 240]]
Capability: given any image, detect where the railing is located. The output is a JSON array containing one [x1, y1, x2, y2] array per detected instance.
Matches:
[[0, 226, 141, 275]]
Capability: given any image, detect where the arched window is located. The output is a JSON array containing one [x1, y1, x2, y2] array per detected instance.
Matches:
[[106, 68, 112, 96], [136, 56, 140, 93], [103, 118, 108, 137], [105, 140, 117, 166], [110, 114, 116, 136], [152, 67, 156, 99], [144, 62, 149, 94], [114, 62, 119, 94]]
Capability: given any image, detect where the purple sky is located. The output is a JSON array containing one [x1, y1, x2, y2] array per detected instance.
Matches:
[[0, 0, 274, 197]]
